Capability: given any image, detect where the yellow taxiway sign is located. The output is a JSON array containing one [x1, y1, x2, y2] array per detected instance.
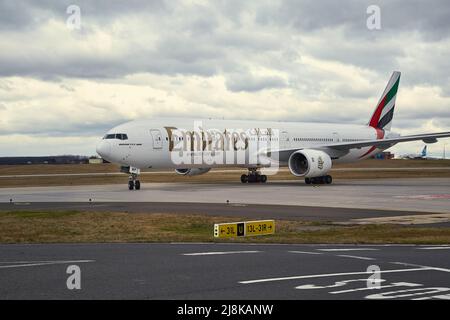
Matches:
[[214, 220, 275, 238]]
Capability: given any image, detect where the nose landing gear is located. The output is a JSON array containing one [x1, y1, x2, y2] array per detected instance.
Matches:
[[240, 168, 267, 183], [122, 166, 141, 190]]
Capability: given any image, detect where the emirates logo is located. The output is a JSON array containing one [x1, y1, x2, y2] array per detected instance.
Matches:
[[318, 156, 324, 170]]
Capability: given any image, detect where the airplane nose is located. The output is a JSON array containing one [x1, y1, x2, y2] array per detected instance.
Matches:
[[96, 140, 111, 158]]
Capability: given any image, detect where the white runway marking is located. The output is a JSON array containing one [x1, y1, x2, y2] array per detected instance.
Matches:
[[317, 248, 378, 252], [296, 279, 376, 290], [183, 251, 261, 256], [394, 194, 450, 200], [413, 294, 450, 300], [366, 287, 450, 300], [239, 267, 435, 284], [0, 260, 95, 269], [336, 254, 375, 261], [391, 262, 450, 273], [330, 282, 421, 294], [288, 251, 323, 255], [418, 246, 450, 250], [0, 260, 93, 264]]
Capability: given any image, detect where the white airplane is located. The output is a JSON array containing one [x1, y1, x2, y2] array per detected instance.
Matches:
[[399, 145, 442, 160], [96, 71, 450, 190], [400, 145, 428, 159]]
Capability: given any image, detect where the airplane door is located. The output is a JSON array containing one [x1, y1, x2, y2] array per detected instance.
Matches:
[[280, 131, 290, 149], [333, 132, 341, 143], [150, 129, 163, 149]]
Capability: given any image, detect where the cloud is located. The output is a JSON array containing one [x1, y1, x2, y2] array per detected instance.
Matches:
[[0, 134, 100, 157], [256, 0, 450, 39], [225, 73, 287, 92], [0, 0, 449, 156], [0, 0, 170, 30]]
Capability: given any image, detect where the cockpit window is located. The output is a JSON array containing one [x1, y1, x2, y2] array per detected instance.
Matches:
[[103, 133, 128, 140], [116, 133, 128, 140], [104, 134, 116, 139]]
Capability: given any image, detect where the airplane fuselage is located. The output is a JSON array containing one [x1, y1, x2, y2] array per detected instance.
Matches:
[[96, 118, 397, 170]]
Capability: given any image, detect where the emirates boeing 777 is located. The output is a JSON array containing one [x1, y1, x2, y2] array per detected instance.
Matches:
[[96, 71, 450, 190]]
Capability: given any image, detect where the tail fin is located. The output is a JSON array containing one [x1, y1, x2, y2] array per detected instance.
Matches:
[[422, 145, 427, 157], [368, 71, 401, 131]]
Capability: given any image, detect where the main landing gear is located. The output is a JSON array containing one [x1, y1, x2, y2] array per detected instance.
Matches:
[[128, 175, 141, 190], [240, 168, 267, 183], [305, 175, 333, 185]]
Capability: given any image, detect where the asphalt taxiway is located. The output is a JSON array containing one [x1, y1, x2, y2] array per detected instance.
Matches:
[[1, 178, 449, 300], [1, 178, 449, 214], [2, 202, 450, 226], [1, 243, 449, 299]]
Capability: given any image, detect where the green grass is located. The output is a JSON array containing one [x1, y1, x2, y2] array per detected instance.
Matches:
[[0, 210, 79, 219], [0, 210, 449, 244]]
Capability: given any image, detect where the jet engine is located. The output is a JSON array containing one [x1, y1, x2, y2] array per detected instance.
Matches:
[[288, 149, 332, 178], [175, 168, 211, 176]]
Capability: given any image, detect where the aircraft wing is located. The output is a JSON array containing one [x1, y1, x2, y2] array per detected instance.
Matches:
[[324, 131, 450, 150], [269, 131, 450, 159]]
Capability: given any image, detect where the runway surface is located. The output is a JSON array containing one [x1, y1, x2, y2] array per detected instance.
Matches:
[[1, 178, 449, 214], [1, 243, 449, 299], [1, 202, 447, 225]]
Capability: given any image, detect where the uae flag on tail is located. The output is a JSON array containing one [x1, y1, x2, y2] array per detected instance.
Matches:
[[368, 71, 401, 131]]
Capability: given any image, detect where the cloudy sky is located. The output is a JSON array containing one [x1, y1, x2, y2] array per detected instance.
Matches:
[[0, 0, 449, 157]]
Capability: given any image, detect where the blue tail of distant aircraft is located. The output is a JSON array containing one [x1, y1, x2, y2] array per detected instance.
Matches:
[[421, 145, 427, 157]]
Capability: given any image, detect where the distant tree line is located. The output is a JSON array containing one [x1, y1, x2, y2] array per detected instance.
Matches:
[[0, 155, 94, 165]]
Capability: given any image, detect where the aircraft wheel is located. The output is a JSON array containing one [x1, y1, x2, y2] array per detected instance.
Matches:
[[305, 178, 311, 185], [135, 180, 141, 190], [325, 175, 332, 184], [128, 181, 135, 190], [241, 174, 248, 183], [261, 175, 267, 183]]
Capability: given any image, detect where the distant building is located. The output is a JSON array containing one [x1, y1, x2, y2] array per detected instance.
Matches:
[[88, 157, 104, 164], [371, 151, 394, 160]]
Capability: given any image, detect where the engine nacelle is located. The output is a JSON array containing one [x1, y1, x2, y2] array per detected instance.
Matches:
[[288, 149, 332, 178], [175, 168, 211, 176]]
